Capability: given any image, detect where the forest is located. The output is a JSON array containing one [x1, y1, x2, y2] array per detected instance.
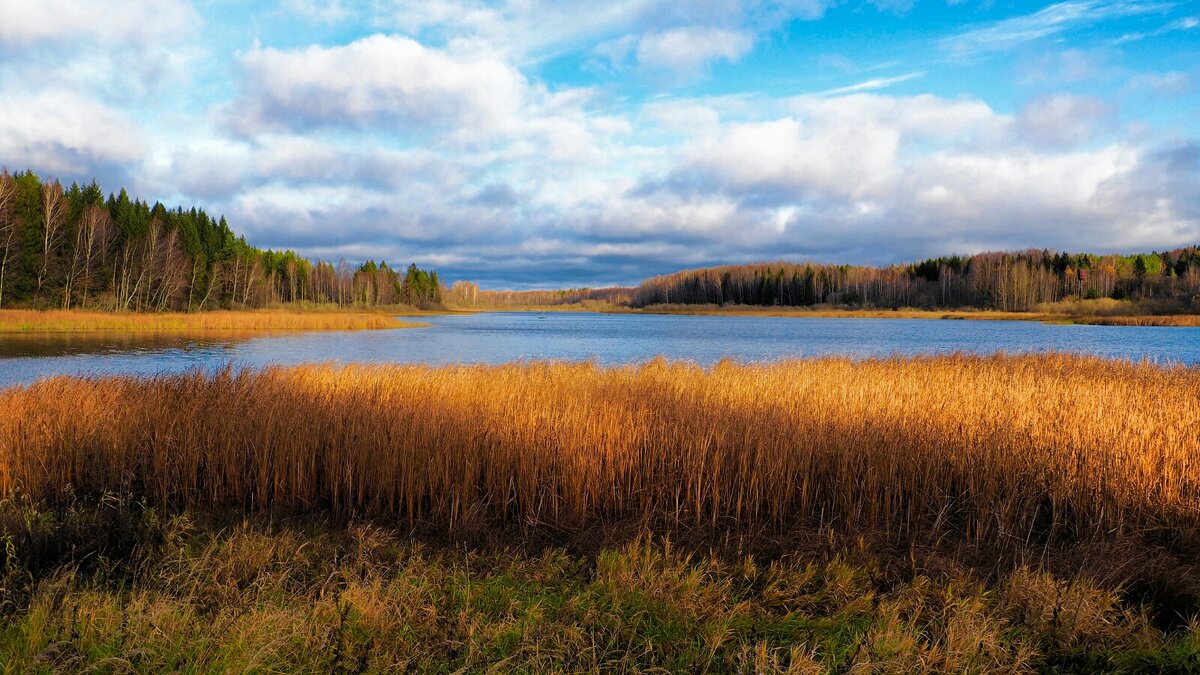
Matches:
[[632, 249, 1200, 311], [444, 282, 633, 308], [0, 170, 442, 311]]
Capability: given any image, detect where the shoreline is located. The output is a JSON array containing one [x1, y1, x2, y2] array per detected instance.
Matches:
[[3, 305, 1199, 333], [0, 308, 433, 333], [451, 303, 1200, 326]]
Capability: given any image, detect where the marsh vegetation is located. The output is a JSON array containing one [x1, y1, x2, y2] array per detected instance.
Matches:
[[1, 355, 1198, 670], [0, 308, 422, 333]]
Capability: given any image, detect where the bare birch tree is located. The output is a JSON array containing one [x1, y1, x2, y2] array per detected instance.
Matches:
[[37, 180, 67, 296], [0, 171, 16, 308]]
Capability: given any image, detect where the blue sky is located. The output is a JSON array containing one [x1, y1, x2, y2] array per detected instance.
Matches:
[[1, 0, 1198, 287]]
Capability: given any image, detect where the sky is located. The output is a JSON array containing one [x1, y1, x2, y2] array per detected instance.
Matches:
[[1, 0, 1198, 288]]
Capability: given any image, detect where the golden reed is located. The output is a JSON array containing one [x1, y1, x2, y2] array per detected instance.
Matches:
[[0, 308, 416, 333], [1, 354, 1197, 546]]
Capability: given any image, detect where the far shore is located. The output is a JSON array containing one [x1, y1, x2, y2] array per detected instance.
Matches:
[[451, 302, 1200, 326], [4, 303, 1199, 333]]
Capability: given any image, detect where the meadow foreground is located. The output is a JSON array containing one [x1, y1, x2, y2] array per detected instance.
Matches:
[[1, 355, 1198, 671]]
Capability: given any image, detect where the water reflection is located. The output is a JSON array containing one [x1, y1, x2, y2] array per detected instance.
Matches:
[[0, 332, 249, 359]]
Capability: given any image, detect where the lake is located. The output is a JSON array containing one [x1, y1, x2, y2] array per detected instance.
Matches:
[[2, 311, 1199, 388]]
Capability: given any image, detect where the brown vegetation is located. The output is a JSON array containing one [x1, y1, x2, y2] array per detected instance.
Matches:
[[3, 355, 1200, 670], [2, 355, 1197, 551], [626, 303, 1042, 321], [618, 302, 1200, 326], [1074, 315, 1200, 326], [0, 308, 422, 333]]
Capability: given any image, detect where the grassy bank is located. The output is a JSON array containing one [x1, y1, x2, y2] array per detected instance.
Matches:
[[621, 302, 1200, 325], [625, 303, 1040, 321], [1068, 315, 1200, 327], [0, 308, 424, 333], [1, 505, 1196, 672], [2, 355, 1198, 670]]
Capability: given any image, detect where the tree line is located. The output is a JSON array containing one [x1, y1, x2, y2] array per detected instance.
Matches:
[[631, 249, 1200, 311], [0, 171, 442, 311], [444, 283, 632, 308]]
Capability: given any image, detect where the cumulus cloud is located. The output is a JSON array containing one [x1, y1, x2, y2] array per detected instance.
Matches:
[[630, 93, 1196, 271], [0, 89, 146, 176], [1013, 94, 1113, 148], [1095, 143, 1200, 235], [213, 89, 1194, 284], [229, 35, 528, 138], [593, 27, 754, 79], [193, 81, 1200, 286], [0, 0, 197, 49], [0, 0, 202, 98]]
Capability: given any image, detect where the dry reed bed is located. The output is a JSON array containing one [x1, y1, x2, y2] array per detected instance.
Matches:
[[0, 308, 418, 332], [1, 354, 1198, 549], [626, 304, 1200, 326], [1074, 315, 1200, 327]]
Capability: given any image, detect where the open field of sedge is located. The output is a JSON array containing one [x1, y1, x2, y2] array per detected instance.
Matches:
[[1, 354, 1199, 670], [0, 308, 422, 333]]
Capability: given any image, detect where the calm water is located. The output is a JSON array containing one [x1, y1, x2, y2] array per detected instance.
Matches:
[[2, 312, 1199, 388]]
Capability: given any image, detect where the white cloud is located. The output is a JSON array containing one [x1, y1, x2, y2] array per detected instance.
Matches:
[[635, 92, 1196, 265], [1017, 49, 1110, 85], [689, 115, 900, 201], [231, 35, 528, 138], [0, 89, 146, 175], [0, 0, 197, 48], [1113, 15, 1199, 44], [371, 0, 830, 61], [1013, 94, 1112, 148], [942, 1, 1173, 59], [195, 84, 1200, 285], [817, 72, 924, 96], [1124, 71, 1194, 96], [635, 27, 754, 76]]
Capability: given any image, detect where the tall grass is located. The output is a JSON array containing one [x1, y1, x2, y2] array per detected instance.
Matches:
[[1073, 315, 1200, 326], [1, 355, 1198, 550], [628, 303, 1043, 321], [0, 308, 420, 332]]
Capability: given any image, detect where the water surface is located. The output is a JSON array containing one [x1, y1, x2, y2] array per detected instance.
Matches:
[[2, 312, 1198, 388]]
